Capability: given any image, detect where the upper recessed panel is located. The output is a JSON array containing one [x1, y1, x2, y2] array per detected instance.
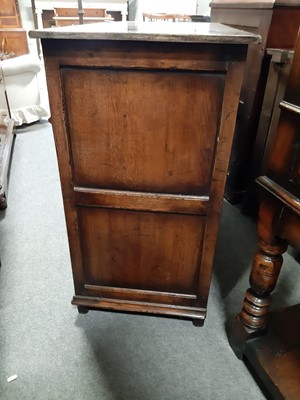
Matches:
[[62, 67, 224, 195]]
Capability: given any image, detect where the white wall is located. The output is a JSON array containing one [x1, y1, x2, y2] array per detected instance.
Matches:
[[18, 0, 37, 54], [196, 0, 211, 15], [128, 0, 138, 20]]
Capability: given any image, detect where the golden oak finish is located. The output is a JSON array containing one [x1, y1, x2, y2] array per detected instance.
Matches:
[[0, 0, 21, 28], [0, 29, 28, 55], [0, 1, 28, 55], [31, 23, 256, 324]]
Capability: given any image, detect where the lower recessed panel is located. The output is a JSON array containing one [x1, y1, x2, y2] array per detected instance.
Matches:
[[78, 207, 205, 295]]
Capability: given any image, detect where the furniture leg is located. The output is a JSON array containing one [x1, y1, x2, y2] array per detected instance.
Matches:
[[77, 306, 89, 314], [192, 319, 204, 327], [230, 195, 288, 358]]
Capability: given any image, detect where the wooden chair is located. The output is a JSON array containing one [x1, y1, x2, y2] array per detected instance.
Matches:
[[142, 13, 191, 22], [53, 8, 114, 27]]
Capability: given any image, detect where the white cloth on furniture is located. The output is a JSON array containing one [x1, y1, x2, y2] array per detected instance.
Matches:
[[0, 54, 49, 126]]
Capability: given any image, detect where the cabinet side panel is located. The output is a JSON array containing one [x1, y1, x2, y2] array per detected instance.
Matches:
[[61, 68, 225, 195]]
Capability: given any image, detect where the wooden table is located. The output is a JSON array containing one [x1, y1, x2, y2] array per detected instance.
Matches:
[[230, 28, 300, 400], [30, 22, 258, 325]]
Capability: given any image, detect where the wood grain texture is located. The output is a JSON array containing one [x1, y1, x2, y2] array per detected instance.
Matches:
[[72, 295, 207, 321], [266, 7, 300, 49], [197, 59, 245, 308], [42, 39, 247, 72], [41, 27, 250, 323], [211, 6, 271, 204], [78, 208, 205, 294], [278, 208, 300, 250], [84, 284, 197, 304], [0, 29, 28, 55], [43, 57, 86, 294], [257, 176, 300, 216], [212, 2, 300, 206], [74, 187, 209, 215], [62, 68, 224, 195], [242, 49, 293, 214], [268, 111, 299, 172], [0, 1, 28, 56], [0, 0, 21, 28]]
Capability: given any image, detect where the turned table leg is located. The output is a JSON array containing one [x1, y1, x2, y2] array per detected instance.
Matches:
[[241, 237, 287, 330], [230, 195, 288, 358]]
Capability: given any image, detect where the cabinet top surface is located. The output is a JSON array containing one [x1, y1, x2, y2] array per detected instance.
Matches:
[[29, 22, 259, 44]]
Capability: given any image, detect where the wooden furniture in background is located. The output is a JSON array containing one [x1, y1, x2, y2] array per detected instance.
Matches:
[[243, 48, 293, 212], [53, 8, 113, 26], [0, 0, 28, 56], [0, 29, 28, 56], [230, 29, 300, 400], [0, 0, 21, 27], [31, 0, 128, 29], [210, 0, 300, 206], [30, 23, 257, 325]]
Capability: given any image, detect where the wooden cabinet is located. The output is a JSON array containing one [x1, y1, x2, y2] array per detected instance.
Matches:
[[30, 23, 257, 325], [0, 29, 28, 56], [0, 0, 28, 56], [210, 0, 300, 206], [0, 0, 21, 28]]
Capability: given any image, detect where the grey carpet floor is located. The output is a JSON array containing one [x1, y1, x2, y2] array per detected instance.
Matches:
[[0, 120, 299, 400]]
